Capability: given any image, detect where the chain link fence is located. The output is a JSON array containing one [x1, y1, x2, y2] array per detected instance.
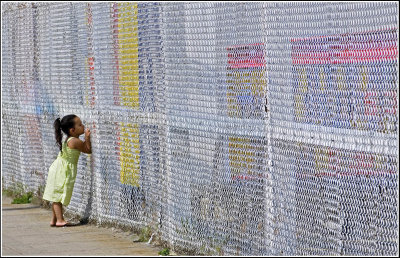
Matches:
[[2, 2, 398, 256]]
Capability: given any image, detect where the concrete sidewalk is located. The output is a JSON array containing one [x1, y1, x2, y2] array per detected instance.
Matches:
[[2, 195, 163, 256]]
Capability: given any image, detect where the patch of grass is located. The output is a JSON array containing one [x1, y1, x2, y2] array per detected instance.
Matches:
[[2, 188, 14, 197], [159, 248, 170, 256], [11, 192, 33, 204], [138, 226, 153, 242], [3, 182, 25, 196], [215, 245, 223, 256], [3, 182, 34, 204]]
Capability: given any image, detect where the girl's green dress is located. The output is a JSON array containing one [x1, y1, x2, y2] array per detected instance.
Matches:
[[43, 137, 81, 206]]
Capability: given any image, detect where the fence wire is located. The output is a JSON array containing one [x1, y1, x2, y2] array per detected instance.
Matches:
[[1, 2, 399, 256]]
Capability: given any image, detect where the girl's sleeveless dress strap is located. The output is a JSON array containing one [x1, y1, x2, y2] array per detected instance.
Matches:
[[66, 137, 76, 143], [64, 137, 77, 150]]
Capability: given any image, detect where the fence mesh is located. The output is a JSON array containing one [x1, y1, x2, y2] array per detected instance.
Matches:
[[1, 2, 399, 256]]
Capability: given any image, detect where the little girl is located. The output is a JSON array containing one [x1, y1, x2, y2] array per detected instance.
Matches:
[[42, 114, 92, 227]]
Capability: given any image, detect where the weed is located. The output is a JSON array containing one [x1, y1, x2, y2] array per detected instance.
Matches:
[[3, 182, 34, 204], [2, 188, 14, 197], [37, 184, 45, 197], [215, 245, 223, 256], [159, 248, 170, 256], [3, 182, 25, 196], [11, 192, 33, 204], [138, 226, 153, 242]]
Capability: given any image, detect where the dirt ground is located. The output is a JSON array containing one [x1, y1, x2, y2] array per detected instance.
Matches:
[[2, 195, 164, 256]]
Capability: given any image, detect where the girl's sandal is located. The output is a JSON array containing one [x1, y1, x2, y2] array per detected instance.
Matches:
[[55, 222, 74, 227]]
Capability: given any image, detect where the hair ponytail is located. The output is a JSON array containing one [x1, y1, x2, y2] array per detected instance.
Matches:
[[53, 114, 78, 153], [54, 118, 62, 152]]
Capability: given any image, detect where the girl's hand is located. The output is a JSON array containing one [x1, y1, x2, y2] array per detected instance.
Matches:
[[85, 128, 91, 138]]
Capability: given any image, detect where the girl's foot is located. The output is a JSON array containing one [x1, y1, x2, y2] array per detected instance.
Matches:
[[55, 221, 69, 227], [50, 219, 57, 227]]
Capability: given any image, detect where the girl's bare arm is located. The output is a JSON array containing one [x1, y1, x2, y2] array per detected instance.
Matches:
[[68, 138, 92, 154], [68, 129, 92, 154]]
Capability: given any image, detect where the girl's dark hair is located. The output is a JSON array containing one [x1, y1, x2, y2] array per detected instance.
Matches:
[[54, 114, 77, 152]]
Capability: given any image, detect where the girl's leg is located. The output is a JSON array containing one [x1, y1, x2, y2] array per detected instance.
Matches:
[[50, 203, 57, 226], [53, 202, 67, 226]]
